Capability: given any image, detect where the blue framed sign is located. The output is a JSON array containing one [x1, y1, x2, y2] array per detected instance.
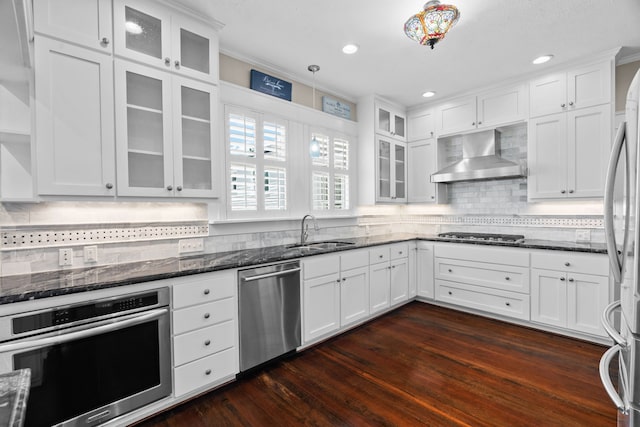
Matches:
[[250, 69, 292, 101], [322, 96, 351, 120]]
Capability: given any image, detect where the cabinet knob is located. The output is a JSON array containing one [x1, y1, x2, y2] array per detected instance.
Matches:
[[388, 266, 392, 270], [568, 278, 575, 282], [448, 291, 453, 295], [203, 289, 210, 295], [204, 313, 210, 319], [505, 276, 510, 281], [165, 57, 171, 65], [379, 255, 384, 259], [177, 185, 183, 191], [569, 101, 574, 106], [472, 122, 476, 126], [175, 60, 180, 68], [101, 37, 110, 45], [478, 121, 482, 125], [448, 269, 452, 273], [560, 277, 566, 281], [336, 280, 341, 284], [105, 182, 113, 189], [205, 369, 212, 375], [569, 189, 574, 194], [565, 262, 570, 267], [505, 302, 511, 307], [430, 131, 434, 136], [399, 251, 403, 255], [430, 196, 435, 199], [204, 339, 211, 346], [560, 190, 566, 194], [561, 103, 566, 108], [167, 185, 173, 191], [342, 278, 346, 281]]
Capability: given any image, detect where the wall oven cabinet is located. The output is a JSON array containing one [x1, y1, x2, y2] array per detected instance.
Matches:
[[0, 288, 171, 427]]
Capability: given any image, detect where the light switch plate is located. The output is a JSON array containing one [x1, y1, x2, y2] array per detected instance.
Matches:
[[84, 245, 98, 263], [59, 248, 73, 266]]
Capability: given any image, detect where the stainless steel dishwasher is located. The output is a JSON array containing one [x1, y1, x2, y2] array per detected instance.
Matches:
[[238, 261, 301, 371]]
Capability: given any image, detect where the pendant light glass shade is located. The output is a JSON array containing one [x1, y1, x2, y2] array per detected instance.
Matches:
[[404, 1, 460, 49]]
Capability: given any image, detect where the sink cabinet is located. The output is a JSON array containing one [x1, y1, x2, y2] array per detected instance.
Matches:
[[302, 249, 370, 344]]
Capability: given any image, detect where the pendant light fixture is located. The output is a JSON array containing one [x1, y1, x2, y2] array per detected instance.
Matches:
[[308, 65, 321, 157], [404, 1, 460, 49]]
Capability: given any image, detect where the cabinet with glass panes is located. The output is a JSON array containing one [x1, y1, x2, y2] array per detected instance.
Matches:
[[113, 0, 220, 84], [115, 60, 218, 197]]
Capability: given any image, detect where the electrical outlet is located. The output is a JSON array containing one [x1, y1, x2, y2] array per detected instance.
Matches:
[[59, 248, 73, 266], [576, 229, 591, 242], [178, 238, 204, 254], [84, 245, 98, 263]]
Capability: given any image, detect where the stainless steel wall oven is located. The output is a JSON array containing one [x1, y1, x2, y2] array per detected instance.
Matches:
[[0, 288, 172, 427]]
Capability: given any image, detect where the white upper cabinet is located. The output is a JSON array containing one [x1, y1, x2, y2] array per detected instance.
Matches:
[[528, 104, 611, 200], [113, 0, 219, 83], [435, 85, 526, 136], [407, 108, 435, 141], [114, 60, 218, 198], [376, 100, 406, 141], [33, 0, 112, 53], [35, 37, 116, 196], [376, 136, 407, 203], [529, 61, 611, 118], [407, 139, 446, 204]]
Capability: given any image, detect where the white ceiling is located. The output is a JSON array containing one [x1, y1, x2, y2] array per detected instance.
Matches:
[[175, 0, 640, 108]]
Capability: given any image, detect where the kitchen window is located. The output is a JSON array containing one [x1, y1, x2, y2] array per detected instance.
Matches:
[[227, 106, 289, 216], [310, 130, 352, 213]]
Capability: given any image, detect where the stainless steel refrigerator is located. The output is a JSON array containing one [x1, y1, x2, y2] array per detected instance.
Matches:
[[600, 68, 640, 426]]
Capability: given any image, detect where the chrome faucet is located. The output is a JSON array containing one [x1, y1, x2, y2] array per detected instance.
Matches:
[[300, 214, 319, 245]]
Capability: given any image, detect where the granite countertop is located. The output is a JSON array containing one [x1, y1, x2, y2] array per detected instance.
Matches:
[[0, 234, 607, 305], [0, 369, 30, 427]]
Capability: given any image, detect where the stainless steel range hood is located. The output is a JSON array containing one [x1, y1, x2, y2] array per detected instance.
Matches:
[[430, 129, 525, 183]]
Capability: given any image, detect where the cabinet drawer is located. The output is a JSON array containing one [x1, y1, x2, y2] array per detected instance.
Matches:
[[173, 297, 235, 335], [436, 280, 530, 320], [369, 246, 390, 264], [303, 255, 339, 280], [390, 243, 409, 260], [341, 249, 369, 271], [174, 347, 237, 397], [435, 258, 530, 293], [173, 270, 236, 309], [531, 251, 608, 276], [435, 243, 529, 267], [174, 320, 235, 366]]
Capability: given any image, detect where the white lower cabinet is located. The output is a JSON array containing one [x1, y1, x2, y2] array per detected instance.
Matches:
[[531, 251, 609, 338], [416, 242, 434, 299], [171, 270, 238, 397], [303, 250, 370, 343], [369, 244, 409, 313], [434, 243, 531, 320]]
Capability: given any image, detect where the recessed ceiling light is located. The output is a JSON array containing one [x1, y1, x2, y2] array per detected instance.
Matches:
[[422, 91, 436, 98], [532, 54, 554, 65], [342, 44, 359, 54]]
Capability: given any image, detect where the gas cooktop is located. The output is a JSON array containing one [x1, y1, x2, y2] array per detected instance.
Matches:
[[437, 232, 525, 243]]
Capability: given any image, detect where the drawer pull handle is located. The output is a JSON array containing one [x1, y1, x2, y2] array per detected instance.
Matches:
[[565, 262, 571, 267], [505, 302, 511, 307], [203, 289, 210, 295], [505, 276, 510, 281], [204, 313, 210, 319], [205, 369, 212, 375], [204, 340, 211, 346]]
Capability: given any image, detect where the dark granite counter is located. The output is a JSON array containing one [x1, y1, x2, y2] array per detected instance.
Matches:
[[0, 234, 607, 305], [0, 369, 30, 427]]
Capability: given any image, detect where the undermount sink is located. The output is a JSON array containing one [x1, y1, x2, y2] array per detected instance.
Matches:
[[287, 241, 355, 250]]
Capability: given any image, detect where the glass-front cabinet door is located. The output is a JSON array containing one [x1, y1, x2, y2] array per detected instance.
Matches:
[[375, 102, 406, 141], [172, 77, 218, 198], [113, 0, 219, 83], [376, 137, 407, 203], [115, 60, 173, 197]]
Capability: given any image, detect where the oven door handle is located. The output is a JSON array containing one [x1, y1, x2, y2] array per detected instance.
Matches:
[[0, 308, 168, 353]]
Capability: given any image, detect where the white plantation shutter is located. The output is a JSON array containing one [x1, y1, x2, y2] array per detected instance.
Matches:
[[310, 130, 352, 213]]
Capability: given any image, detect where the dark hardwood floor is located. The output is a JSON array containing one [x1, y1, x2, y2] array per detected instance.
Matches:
[[137, 302, 617, 427]]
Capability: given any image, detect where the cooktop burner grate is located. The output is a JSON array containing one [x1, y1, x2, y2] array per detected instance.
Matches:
[[437, 232, 525, 243]]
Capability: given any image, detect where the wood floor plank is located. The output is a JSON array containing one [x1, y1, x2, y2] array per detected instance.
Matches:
[[136, 302, 617, 427]]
